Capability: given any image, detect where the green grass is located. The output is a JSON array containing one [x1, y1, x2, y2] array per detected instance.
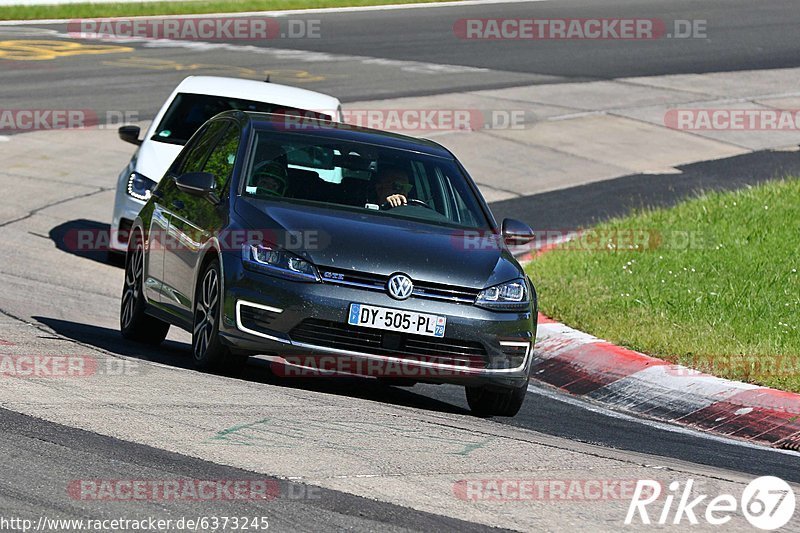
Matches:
[[0, 0, 454, 21], [526, 179, 800, 391]]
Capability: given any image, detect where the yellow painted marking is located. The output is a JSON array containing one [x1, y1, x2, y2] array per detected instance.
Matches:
[[0, 40, 133, 61], [102, 57, 328, 83]]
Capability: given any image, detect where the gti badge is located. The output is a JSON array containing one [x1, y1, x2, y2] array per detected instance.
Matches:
[[387, 273, 414, 300]]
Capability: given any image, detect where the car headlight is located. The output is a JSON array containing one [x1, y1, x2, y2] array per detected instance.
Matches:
[[475, 279, 529, 311], [126, 172, 157, 201], [242, 243, 320, 282]]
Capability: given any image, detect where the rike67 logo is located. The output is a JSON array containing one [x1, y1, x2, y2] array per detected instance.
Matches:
[[626, 476, 795, 530]]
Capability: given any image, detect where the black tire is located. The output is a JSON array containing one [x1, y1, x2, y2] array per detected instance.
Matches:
[[192, 259, 246, 373], [120, 234, 170, 344], [465, 382, 527, 417], [107, 250, 126, 267]]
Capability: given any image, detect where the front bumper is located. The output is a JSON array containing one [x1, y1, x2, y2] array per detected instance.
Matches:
[[218, 252, 537, 388], [110, 196, 145, 252], [110, 165, 146, 253]]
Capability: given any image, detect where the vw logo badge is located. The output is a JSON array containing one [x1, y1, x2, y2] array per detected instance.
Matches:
[[387, 273, 414, 300]]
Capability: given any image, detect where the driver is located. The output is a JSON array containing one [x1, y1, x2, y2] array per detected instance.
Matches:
[[373, 166, 413, 207], [253, 163, 288, 197], [251, 144, 289, 197]]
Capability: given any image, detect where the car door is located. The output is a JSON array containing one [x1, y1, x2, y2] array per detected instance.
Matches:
[[156, 120, 228, 319], [143, 190, 171, 305], [142, 120, 220, 307], [163, 120, 241, 321]]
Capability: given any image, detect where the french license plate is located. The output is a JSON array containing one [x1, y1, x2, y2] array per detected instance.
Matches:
[[348, 303, 446, 338]]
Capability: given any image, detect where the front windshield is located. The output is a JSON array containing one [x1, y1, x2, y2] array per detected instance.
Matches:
[[152, 93, 330, 145], [243, 130, 491, 230]]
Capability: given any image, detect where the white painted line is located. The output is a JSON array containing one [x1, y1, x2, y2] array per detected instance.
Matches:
[[773, 145, 800, 152], [0, 136, 10, 142], [0, 26, 56, 35], [616, 364, 760, 397], [526, 382, 797, 456], [0, 0, 550, 25], [535, 321, 598, 344], [51, 31, 489, 75], [549, 110, 607, 121]]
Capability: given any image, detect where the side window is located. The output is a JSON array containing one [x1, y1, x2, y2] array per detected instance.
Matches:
[[202, 122, 241, 189], [450, 184, 477, 226], [174, 120, 228, 176], [439, 168, 478, 227], [411, 160, 434, 204]]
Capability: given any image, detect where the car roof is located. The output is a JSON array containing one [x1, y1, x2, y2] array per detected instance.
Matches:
[[235, 111, 455, 159], [173, 76, 341, 117]]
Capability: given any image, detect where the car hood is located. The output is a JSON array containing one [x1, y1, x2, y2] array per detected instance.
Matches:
[[132, 140, 184, 182], [235, 199, 523, 290]]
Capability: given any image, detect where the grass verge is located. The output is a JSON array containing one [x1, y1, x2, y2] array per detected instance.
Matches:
[[0, 0, 454, 21], [526, 179, 800, 392]]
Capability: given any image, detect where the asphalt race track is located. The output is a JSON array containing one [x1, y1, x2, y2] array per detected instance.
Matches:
[[1, 1, 800, 531], [3, 0, 800, 119]]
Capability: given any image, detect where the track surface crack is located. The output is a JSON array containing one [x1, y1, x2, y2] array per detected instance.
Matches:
[[0, 186, 113, 229]]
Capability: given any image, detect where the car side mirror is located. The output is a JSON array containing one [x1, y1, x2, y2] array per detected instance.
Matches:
[[118, 125, 142, 146], [174, 172, 217, 197], [502, 218, 535, 246]]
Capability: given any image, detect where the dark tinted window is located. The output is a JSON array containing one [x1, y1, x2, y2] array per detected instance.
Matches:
[[175, 121, 229, 175], [153, 93, 331, 145], [202, 123, 241, 189], [243, 130, 490, 230]]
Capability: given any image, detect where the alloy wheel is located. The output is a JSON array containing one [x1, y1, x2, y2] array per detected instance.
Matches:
[[121, 242, 143, 330], [194, 267, 219, 360]]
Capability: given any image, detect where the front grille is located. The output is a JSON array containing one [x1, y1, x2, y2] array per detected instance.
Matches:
[[319, 267, 478, 304], [289, 318, 487, 368]]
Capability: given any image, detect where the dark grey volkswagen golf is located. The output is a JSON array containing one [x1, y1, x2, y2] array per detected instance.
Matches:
[[120, 110, 537, 416]]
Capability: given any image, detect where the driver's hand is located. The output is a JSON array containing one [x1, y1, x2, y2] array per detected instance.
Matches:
[[386, 194, 407, 207]]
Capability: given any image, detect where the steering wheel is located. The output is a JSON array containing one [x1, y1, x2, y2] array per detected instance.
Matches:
[[380, 198, 434, 210], [407, 198, 434, 210]]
